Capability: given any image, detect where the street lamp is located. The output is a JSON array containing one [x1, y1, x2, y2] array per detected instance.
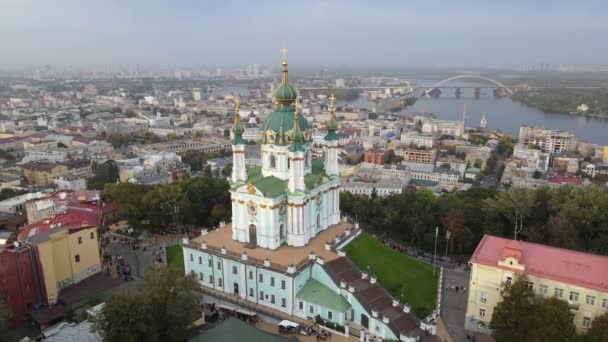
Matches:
[[445, 230, 451, 258], [433, 226, 439, 276]]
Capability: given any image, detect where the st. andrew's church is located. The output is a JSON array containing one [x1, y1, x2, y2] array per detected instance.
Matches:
[[181, 51, 437, 342]]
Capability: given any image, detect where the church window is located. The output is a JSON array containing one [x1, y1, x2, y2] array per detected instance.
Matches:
[[281, 280, 286, 290], [287, 158, 290, 169], [271, 277, 275, 287], [190, 254, 193, 262], [198, 256, 202, 264], [317, 214, 321, 228], [249, 271, 253, 280], [208, 259, 212, 267], [217, 261, 222, 270], [199, 272, 203, 281], [271, 295, 275, 304], [232, 266, 238, 275], [270, 154, 277, 169], [260, 291, 264, 301], [299, 301, 303, 310], [209, 275, 214, 284], [328, 311, 333, 320], [249, 288, 253, 297], [280, 224, 285, 240], [218, 278, 223, 287], [281, 298, 286, 308], [259, 274, 263, 283], [309, 305, 314, 314]]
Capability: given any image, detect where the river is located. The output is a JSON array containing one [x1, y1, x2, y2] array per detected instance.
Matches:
[[341, 79, 608, 145]]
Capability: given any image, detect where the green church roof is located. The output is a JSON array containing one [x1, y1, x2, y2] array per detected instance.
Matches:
[[259, 55, 310, 148], [241, 160, 328, 198], [231, 98, 247, 145], [296, 278, 351, 313], [191, 318, 299, 342]]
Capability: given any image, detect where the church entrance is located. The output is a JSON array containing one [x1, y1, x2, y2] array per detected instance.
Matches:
[[249, 224, 257, 245]]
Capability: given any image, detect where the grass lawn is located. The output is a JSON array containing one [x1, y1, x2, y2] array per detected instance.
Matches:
[[345, 232, 438, 318], [166, 244, 185, 272]]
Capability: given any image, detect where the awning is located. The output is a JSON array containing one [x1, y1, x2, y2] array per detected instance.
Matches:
[[278, 320, 299, 328], [217, 304, 238, 311], [235, 308, 256, 316]]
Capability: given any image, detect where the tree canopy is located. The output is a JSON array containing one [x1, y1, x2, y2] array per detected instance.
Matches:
[[102, 176, 230, 231], [490, 276, 576, 342], [98, 266, 198, 342], [340, 185, 608, 256]]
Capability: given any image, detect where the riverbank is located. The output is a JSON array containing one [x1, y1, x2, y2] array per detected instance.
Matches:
[[511, 89, 608, 119]]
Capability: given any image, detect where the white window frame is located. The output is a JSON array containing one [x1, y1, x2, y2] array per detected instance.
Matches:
[[586, 295, 595, 306], [570, 291, 579, 302], [582, 317, 592, 328]]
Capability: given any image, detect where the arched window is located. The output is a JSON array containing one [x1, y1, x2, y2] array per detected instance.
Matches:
[[280, 224, 285, 240], [317, 214, 321, 228], [287, 158, 290, 170], [305, 152, 310, 167], [270, 154, 276, 169]]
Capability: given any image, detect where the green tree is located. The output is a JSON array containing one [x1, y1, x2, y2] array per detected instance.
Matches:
[[490, 276, 576, 342], [490, 276, 536, 341], [99, 267, 198, 342], [526, 297, 576, 342], [221, 163, 233, 178], [484, 188, 535, 240], [585, 311, 608, 342]]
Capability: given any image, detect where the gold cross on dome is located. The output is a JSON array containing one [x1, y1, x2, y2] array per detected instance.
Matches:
[[280, 47, 288, 62]]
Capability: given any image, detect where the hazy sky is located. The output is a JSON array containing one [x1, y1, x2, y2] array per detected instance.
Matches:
[[1, 0, 607, 67]]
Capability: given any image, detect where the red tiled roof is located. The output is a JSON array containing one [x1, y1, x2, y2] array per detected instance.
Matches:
[[547, 175, 583, 185], [470, 235, 608, 292], [17, 209, 98, 241]]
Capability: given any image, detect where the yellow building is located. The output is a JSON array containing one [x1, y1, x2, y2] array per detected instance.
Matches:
[[466, 235, 608, 333], [22, 163, 68, 186], [22, 222, 101, 305], [602, 145, 608, 163]]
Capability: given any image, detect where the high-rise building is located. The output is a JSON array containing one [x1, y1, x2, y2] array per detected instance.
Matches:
[[519, 126, 576, 153], [192, 88, 202, 101]]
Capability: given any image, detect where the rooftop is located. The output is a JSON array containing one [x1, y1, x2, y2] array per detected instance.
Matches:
[[187, 221, 355, 272], [322, 257, 424, 339], [296, 278, 351, 312], [470, 235, 608, 292], [190, 318, 299, 342]]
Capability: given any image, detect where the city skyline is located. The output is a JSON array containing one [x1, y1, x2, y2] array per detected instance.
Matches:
[[1, 0, 607, 67]]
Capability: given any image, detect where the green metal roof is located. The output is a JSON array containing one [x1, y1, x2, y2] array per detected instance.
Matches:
[[241, 161, 328, 198], [260, 110, 310, 146], [190, 318, 299, 342], [296, 278, 351, 313], [254, 176, 288, 198]]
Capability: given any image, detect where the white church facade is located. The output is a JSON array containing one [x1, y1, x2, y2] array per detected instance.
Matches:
[[181, 53, 436, 342]]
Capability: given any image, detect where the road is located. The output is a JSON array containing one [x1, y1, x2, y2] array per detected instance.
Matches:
[[104, 237, 165, 278], [441, 268, 471, 342]]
